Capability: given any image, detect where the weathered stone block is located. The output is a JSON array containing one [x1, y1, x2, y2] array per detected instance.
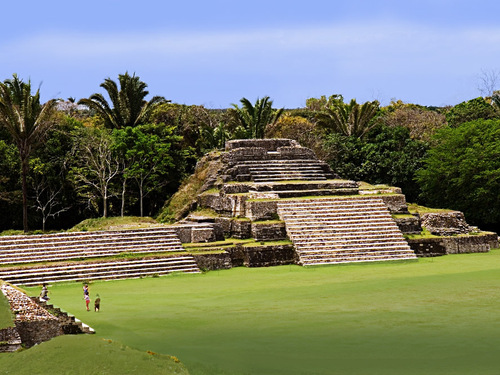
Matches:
[[378, 194, 409, 214], [231, 220, 252, 239], [421, 212, 471, 235], [251, 222, 287, 241], [394, 215, 422, 234], [193, 253, 232, 270], [245, 200, 278, 221]]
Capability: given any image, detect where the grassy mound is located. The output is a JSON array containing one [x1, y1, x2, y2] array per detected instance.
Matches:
[[69, 216, 161, 232], [0, 283, 14, 329], [16, 250, 500, 375], [157, 151, 223, 223], [0, 334, 188, 375]]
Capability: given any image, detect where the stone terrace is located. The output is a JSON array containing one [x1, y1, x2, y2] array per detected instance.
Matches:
[[0, 227, 200, 286]]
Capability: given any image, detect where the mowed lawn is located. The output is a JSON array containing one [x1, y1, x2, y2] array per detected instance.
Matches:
[[7, 250, 500, 375]]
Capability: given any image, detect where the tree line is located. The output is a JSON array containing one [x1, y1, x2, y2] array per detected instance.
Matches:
[[1, 73, 500, 233]]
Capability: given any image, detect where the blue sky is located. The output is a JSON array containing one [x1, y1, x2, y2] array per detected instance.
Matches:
[[2, 0, 500, 108]]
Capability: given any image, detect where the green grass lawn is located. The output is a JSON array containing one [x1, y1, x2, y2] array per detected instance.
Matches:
[[0, 285, 14, 329], [2, 251, 500, 374]]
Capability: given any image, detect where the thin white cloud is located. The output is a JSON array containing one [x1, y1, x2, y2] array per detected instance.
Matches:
[[5, 21, 498, 61]]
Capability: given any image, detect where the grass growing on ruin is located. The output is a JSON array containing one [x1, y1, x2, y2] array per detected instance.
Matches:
[[69, 216, 162, 232], [9, 251, 500, 375], [0, 284, 14, 329]]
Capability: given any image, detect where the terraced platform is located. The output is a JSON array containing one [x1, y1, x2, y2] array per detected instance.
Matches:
[[0, 227, 200, 286], [277, 196, 417, 265]]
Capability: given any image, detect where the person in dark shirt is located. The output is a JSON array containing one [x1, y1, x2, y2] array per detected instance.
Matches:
[[94, 294, 101, 312]]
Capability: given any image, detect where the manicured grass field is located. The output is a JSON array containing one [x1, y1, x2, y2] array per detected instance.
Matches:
[[3, 250, 500, 374]]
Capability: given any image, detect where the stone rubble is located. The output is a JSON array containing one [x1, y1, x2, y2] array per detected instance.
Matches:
[[0, 284, 57, 322]]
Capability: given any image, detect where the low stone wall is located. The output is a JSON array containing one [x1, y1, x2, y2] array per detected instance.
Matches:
[[420, 212, 471, 235], [394, 215, 422, 234], [193, 253, 232, 271], [407, 232, 498, 257], [225, 244, 297, 267], [377, 194, 409, 214], [15, 320, 63, 348], [225, 139, 298, 151], [251, 222, 287, 241], [0, 326, 22, 353]]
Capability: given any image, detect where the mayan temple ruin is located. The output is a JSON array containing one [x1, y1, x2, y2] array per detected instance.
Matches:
[[0, 138, 497, 287]]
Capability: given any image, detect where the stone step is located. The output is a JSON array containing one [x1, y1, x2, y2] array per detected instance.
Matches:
[[0, 231, 181, 248], [301, 254, 417, 266], [0, 244, 185, 264]]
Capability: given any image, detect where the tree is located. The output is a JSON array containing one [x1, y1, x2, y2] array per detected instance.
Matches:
[[323, 125, 428, 202], [230, 96, 284, 139], [445, 97, 498, 127], [477, 68, 500, 97], [315, 98, 380, 139], [0, 74, 57, 232], [70, 127, 120, 218], [416, 119, 500, 230], [78, 72, 166, 129], [113, 123, 185, 217], [380, 100, 447, 142]]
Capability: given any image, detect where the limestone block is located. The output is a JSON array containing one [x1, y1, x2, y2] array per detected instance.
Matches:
[[421, 212, 470, 235], [231, 220, 252, 239], [251, 222, 287, 241], [191, 227, 215, 243], [245, 200, 278, 221], [378, 194, 409, 214]]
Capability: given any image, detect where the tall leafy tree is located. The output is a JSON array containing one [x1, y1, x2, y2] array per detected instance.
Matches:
[[78, 72, 166, 129], [316, 98, 380, 139], [0, 74, 57, 232], [231, 96, 284, 139], [416, 119, 500, 230]]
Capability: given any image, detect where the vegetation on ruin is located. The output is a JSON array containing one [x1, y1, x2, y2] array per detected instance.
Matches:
[[2, 251, 497, 375], [69, 216, 161, 232], [0, 283, 14, 329]]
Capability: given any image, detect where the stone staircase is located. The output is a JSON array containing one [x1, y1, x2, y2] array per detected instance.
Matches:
[[277, 197, 417, 265], [0, 256, 200, 286], [32, 297, 95, 334], [230, 160, 335, 182], [0, 227, 201, 286], [0, 227, 185, 264]]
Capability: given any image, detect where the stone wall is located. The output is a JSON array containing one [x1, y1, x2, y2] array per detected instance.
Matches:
[[224, 244, 297, 267], [407, 232, 498, 257], [193, 253, 232, 271], [394, 215, 422, 234], [15, 320, 63, 348], [225, 139, 298, 151], [245, 200, 278, 221], [420, 212, 471, 235], [251, 222, 287, 241]]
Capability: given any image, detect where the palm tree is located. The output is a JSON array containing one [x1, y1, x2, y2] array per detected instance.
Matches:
[[316, 98, 380, 139], [78, 72, 167, 129], [231, 96, 284, 139], [0, 74, 57, 232]]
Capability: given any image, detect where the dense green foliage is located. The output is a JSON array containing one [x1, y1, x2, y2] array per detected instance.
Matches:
[[323, 125, 428, 201], [231, 96, 284, 139], [78, 72, 167, 129], [416, 119, 500, 229], [14, 251, 500, 375], [445, 97, 498, 127], [0, 74, 58, 232], [315, 97, 380, 138]]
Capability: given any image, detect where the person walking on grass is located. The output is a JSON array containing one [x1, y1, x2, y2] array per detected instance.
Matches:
[[94, 294, 101, 312], [85, 294, 90, 311]]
